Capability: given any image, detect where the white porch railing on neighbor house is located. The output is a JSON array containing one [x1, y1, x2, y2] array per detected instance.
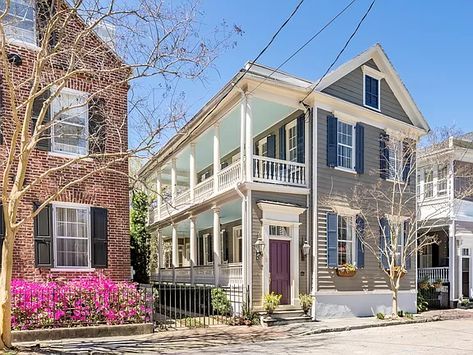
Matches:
[[175, 267, 191, 283], [160, 268, 174, 282], [218, 161, 241, 191], [418, 267, 449, 283], [193, 265, 215, 284], [253, 155, 306, 186], [220, 263, 243, 285], [194, 178, 214, 203], [174, 190, 191, 207]]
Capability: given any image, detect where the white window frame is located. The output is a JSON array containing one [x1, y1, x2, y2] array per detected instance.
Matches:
[[286, 120, 297, 162], [437, 165, 448, 196], [336, 120, 355, 171], [387, 139, 404, 182], [336, 214, 356, 266], [424, 168, 434, 199], [203, 233, 213, 266], [52, 202, 91, 270], [386, 215, 407, 266], [258, 137, 268, 157], [232, 226, 242, 263], [362, 65, 384, 112], [3, 0, 37, 46], [50, 87, 89, 157]]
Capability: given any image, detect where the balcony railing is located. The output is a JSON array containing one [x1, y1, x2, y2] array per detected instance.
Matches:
[[418, 267, 449, 283], [194, 178, 214, 204], [253, 155, 306, 186], [158, 264, 242, 286], [218, 161, 241, 191], [175, 267, 191, 283], [220, 263, 243, 285], [193, 265, 215, 284]]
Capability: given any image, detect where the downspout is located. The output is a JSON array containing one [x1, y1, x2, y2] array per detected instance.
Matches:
[[235, 183, 251, 307], [311, 105, 318, 321]]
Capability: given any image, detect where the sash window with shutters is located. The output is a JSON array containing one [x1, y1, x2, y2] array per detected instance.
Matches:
[[337, 121, 354, 169], [337, 215, 354, 266], [424, 169, 434, 198], [388, 139, 403, 181], [437, 165, 448, 196], [286, 120, 297, 162], [1, 0, 36, 44]]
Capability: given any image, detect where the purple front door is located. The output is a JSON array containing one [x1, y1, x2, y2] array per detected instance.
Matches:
[[269, 240, 290, 305]]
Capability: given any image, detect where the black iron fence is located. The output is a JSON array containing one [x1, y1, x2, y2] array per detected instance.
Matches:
[[419, 282, 450, 309], [152, 282, 248, 329]]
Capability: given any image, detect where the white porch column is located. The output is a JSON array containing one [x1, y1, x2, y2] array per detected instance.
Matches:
[[157, 230, 164, 269], [240, 93, 247, 180], [190, 143, 196, 202], [189, 216, 197, 284], [449, 221, 456, 302], [156, 171, 162, 220], [245, 95, 253, 182], [213, 207, 221, 285], [171, 158, 177, 205], [304, 111, 310, 186], [213, 123, 220, 194], [172, 225, 178, 269]]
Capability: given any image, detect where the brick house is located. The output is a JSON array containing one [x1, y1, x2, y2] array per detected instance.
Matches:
[[0, 1, 130, 280]]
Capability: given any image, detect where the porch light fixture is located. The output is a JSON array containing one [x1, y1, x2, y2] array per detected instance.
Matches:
[[254, 236, 265, 260], [302, 241, 311, 256]]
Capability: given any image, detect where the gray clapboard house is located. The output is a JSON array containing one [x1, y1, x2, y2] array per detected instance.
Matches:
[[138, 44, 430, 317]]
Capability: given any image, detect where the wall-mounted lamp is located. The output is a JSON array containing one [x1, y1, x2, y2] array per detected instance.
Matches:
[[254, 236, 265, 260], [302, 240, 311, 256]]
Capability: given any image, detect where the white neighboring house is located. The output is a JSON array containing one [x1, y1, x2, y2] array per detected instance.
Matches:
[[418, 134, 473, 305]]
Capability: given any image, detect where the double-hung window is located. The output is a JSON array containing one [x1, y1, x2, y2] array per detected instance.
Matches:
[[51, 89, 89, 156], [1, 0, 36, 45], [364, 74, 380, 110], [437, 165, 448, 196], [233, 226, 242, 263], [424, 169, 434, 198], [286, 121, 297, 162], [337, 121, 354, 169], [54, 205, 90, 268], [337, 215, 354, 265], [388, 140, 403, 180]]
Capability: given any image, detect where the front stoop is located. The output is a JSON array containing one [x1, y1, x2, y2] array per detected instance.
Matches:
[[260, 310, 312, 327]]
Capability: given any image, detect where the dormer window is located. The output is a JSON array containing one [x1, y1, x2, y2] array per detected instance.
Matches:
[[362, 65, 384, 111], [1, 0, 36, 45]]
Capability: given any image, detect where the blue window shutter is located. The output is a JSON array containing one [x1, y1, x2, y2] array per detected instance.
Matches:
[[279, 125, 286, 160], [402, 140, 411, 183], [379, 132, 389, 179], [267, 134, 276, 158], [379, 217, 390, 269], [404, 220, 411, 270], [327, 213, 338, 267], [356, 215, 365, 268], [326, 116, 337, 167], [296, 115, 305, 163], [355, 123, 365, 174]]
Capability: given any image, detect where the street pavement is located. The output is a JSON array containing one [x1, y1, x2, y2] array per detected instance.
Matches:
[[16, 313, 473, 354]]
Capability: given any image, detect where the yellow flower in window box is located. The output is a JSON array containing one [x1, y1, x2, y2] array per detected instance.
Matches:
[[336, 263, 357, 277]]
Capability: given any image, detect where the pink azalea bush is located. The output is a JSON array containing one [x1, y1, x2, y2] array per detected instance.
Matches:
[[11, 275, 152, 330]]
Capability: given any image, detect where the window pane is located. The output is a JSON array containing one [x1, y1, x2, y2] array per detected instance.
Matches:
[[337, 216, 353, 265], [1, 0, 35, 44], [365, 75, 379, 109], [337, 122, 353, 169], [56, 238, 88, 267]]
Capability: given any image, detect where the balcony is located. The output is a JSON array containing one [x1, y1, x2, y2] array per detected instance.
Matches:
[[157, 264, 242, 286], [253, 156, 306, 186], [418, 267, 449, 283]]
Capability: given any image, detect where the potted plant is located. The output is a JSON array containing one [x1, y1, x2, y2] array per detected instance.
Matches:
[[418, 276, 430, 290], [263, 292, 282, 316], [336, 263, 357, 277], [299, 293, 313, 316], [433, 277, 443, 289]]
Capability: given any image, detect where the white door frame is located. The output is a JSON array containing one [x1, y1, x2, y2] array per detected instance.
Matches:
[[458, 246, 472, 299]]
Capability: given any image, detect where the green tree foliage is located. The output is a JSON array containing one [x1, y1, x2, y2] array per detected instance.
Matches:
[[130, 190, 151, 283]]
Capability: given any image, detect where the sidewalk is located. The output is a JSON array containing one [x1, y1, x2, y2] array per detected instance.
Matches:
[[15, 309, 473, 354]]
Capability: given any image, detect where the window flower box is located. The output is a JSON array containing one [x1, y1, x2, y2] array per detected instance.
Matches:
[[336, 264, 357, 277]]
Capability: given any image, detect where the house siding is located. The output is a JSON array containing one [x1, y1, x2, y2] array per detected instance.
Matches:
[[251, 191, 308, 307], [316, 108, 415, 292], [322, 59, 412, 125]]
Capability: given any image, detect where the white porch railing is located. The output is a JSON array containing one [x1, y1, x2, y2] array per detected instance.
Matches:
[[175, 267, 191, 283], [193, 265, 215, 284], [160, 268, 174, 282], [174, 190, 191, 207], [194, 178, 214, 204], [220, 263, 243, 285], [253, 155, 306, 186], [418, 267, 449, 283], [218, 160, 241, 191]]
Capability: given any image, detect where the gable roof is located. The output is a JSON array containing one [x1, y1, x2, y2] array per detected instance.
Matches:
[[314, 43, 430, 132]]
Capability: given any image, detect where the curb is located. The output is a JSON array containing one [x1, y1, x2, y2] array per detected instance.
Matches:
[[297, 316, 442, 337]]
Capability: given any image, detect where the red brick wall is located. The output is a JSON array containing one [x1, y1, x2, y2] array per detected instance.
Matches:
[[0, 3, 130, 281]]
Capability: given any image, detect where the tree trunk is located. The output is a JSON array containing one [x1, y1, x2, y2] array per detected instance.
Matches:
[[0, 228, 15, 349], [391, 288, 398, 318]]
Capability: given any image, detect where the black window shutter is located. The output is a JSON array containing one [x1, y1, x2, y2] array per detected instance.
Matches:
[[37, 0, 57, 48], [32, 89, 51, 151], [198, 234, 204, 265], [222, 230, 228, 262], [326, 212, 338, 267], [402, 140, 412, 183], [379, 217, 390, 269], [355, 123, 365, 174], [89, 98, 107, 155], [379, 132, 389, 179], [91, 207, 108, 268], [404, 220, 411, 269], [356, 215, 365, 268], [296, 115, 305, 163], [279, 125, 286, 160], [208, 234, 213, 263], [34, 203, 53, 267], [0, 204, 4, 266], [326, 116, 338, 167], [267, 134, 276, 158]]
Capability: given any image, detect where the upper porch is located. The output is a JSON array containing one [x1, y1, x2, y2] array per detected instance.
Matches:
[[147, 95, 309, 225]]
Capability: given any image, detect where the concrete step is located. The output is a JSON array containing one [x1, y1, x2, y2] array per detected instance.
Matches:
[[259, 309, 312, 327]]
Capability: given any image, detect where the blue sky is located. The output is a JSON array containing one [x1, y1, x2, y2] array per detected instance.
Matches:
[[173, 0, 473, 134]]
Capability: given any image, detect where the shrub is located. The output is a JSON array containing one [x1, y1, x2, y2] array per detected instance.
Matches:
[[417, 292, 429, 312], [11, 275, 152, 330], [299, 293, 313, 315], [263, 292, 282, 315], [376, 312, 385, 320], [211, 288, 231, 316]]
